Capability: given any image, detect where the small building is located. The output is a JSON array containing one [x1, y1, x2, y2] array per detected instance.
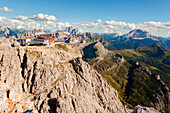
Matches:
[[20, 38, 31, 46], [31, 35, 54, 45]]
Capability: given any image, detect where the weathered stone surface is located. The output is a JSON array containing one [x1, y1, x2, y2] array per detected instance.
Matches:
[[83, 41, 108, 59], [0, 37, 128, 113], [0, 82, 35, 112], [134, 105, 159, 113]]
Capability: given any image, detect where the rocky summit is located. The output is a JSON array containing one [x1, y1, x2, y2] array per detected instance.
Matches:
[[0, 37, 130, 112], [0, 23, 16, 38], [83, 41, 108, 59], [117, 29, 160, 41]]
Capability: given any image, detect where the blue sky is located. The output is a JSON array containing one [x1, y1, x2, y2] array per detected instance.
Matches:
[[0, 0, 170, 37]]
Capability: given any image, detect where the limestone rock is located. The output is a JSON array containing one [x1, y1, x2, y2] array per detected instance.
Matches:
[[134, 105, 159, 113], [0, 37, 128, 113], [0, 82, 35, 112], [83, 41, 108, 59], [65, 26, 79, 35]]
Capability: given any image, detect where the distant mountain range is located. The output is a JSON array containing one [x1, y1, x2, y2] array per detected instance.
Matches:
[[0, 23, 170, 50], [117, 29, 160, 41], [107, 29, 170, 49], [0, 23, 16, 38], [93, 33, 119, 40], [12, 29, 30, 34]]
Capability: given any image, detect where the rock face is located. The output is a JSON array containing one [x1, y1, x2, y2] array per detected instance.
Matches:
[[0, 82, 34, 112], [65, 26, 79, 35], [82, 32, 94, 39], [83, 41, 108, 59], [134, 105, 159, 113], [65, 26, 74, 33], [17, 29, 46, 39], [121, 29, 159, 41], [135, 62, 152, 75], [109, 29, 165, 49], [155, 79, 170, 112], [0, 37, 128, 112]]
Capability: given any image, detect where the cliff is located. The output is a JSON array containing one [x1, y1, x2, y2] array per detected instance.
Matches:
[[0, 37, 129, 112]]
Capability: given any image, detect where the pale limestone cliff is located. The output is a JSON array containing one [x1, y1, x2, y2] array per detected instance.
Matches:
[[0, 37, 129, 113], [83, 41, 108, 59], [0, 82, 34, 112], [134, 105, 159, 113]]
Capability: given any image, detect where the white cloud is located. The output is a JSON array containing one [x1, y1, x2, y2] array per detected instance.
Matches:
[[74, 19, 170, 36], [13, 15, 30, 21], [45, 21, 57, 27], [33, 13, 57, 21], [137, 21, 170, 32], [56, 22, 71, 30], [1, 14, 170, 37], [0, 7, 13, 12], [97, 19, 102, 23], [14, 13, 57, 22], [0, 17, 42, 30]]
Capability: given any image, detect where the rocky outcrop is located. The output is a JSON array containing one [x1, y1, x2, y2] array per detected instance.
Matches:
[[83, 41, 108, 59], [65, 34, 80, 44], [0, 37, 128, 112], [134, 105, 159, 113], [65, 26, 74, 33], [135, 62, 152, 75], [0, 23, 16, 38], [65, 26, 80, 35], [121, 29, 160, 41], [82, 32, 94, 39], [0, 37, 24, 93], [155, 76, 170, 112], [0, 82, 34, 112], [17, 29, 46, 39]]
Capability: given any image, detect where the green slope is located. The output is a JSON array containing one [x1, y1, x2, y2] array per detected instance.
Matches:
[[116, 44, 170, 88], [83, 43, 170, 112]]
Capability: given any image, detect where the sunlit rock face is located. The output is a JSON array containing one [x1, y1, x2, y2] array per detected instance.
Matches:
[[0, 37, 128, 113], [134, 105, 159, 113], [0, 82, 35, 112]]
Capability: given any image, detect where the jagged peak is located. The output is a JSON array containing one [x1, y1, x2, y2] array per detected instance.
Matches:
[[83, 41, 108, 59], [128, 29, 150, 36], [65, 26, 74, 32], [0, 23, 16, 38], [130, 29, 148, 33]]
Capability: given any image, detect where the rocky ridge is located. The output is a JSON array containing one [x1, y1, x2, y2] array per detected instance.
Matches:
[[83, 43, 169, 112], [117, 29, 160, 41], [65, 26, 79, 35], [83, 41, 108, 59], [16, 29, 46, 39], [0, 23, 16, 38], [134, 105, 159, 113], [0, 37, 130, 112]]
